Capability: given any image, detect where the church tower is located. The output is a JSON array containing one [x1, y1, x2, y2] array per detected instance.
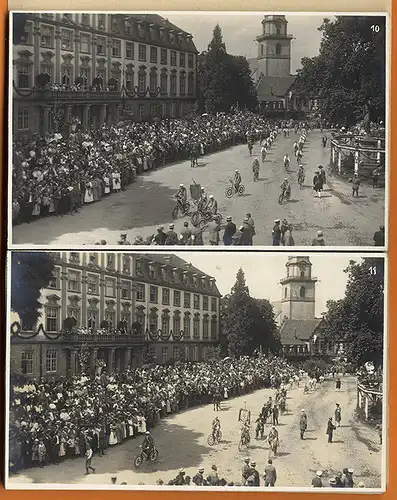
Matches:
[[256, 15, 293, 77], [280, 256, 317, 321]]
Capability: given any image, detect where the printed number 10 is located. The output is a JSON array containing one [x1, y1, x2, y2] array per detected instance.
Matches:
[[371, 25, 380, 32]]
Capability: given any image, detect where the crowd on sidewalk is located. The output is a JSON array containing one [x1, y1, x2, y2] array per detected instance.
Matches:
[[9, 354, 297, 473]]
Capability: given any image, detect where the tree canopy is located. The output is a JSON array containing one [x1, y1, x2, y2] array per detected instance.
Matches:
[[197, 24, 258, 113], [220, 268, 280, 357], [295, 16, 386, 126], [11, 252, 55, 330], [324, 258, 384, 368]]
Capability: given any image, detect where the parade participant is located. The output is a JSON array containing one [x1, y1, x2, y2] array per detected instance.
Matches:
[[298, 163, 305, 183], [154, 225, 167, 245], [141, 430, 155, 458], [351, 174, 361, 198], [207, 195, 218, 215], [326, 417, 336, 443], [180, 221, 192, 245], [261, 144, 267, 163], [84, 445, 95, 475], [299, 409, 308, 440], [233, 169, 242, 191], [246, 213, 256, 244], [264, 459, 277, 487], [165, 224, 178, 245], [312, 471, 323, 487], [231, 226, 244, 245], [283, 154, 290, 169], [252, 157, 260, 181], [336, 377, 342, 391], [193, 468, 205, 486], [372, 168, 380, 188], [175, 184, 187, 206], [198, 187, 208, 212], [280, 178, 291, 199], [272, 405, 279, 426], [335, 403, 342, 427], [280, 218, 289, 246], [272, 219, 281, 246], [211, 416, 221, 441], [223, 216, 236, 246]]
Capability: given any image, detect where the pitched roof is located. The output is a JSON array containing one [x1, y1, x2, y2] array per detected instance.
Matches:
[[280, 318, 324, 345], [256, 75, 297, 102]]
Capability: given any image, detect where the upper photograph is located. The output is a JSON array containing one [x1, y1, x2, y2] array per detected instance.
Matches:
[[9, 12, 388, 248]]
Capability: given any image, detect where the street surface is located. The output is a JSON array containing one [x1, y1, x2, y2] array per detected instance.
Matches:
[[9, 376, 382, 488], [12, 130, 385, 246]]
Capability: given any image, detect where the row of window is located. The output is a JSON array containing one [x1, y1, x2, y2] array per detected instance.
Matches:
[[136, 284, 217, 311], [150, 345, 209, 364], [20, 350, 57, 375]]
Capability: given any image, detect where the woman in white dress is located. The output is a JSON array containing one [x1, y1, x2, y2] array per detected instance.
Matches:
[[84, 181, 94, 204], [108, 424, 118, 445], [103, 174, 111, 195], [128, 419, 134, 438], [112, 172, 121, 192]]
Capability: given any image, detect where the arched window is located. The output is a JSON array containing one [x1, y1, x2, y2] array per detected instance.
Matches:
[[276, 27, 281, 35], [300, 270, 305, 277], [299, 286, 306, 298], [276, 43, 281, 55]]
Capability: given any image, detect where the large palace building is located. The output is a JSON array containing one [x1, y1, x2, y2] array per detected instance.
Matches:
[[10, 252, 221, 379], [12, 13, 198, 137]]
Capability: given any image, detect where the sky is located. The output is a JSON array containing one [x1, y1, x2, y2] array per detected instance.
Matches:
[[174, 252, 367, 317], [166, 13, 330, 73]]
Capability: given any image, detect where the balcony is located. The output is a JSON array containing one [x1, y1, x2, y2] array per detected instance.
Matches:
[[33, 90, 122, 101], [68, 332, 145, 343]]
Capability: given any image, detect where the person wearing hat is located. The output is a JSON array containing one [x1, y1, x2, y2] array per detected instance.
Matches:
[[223, 216, 236, 246], [165, 223, 178, 245], [299, 409, 308, 440], [118, 233, 131, 245], [246, 475, 256, 487], [207, 194, 218, 215], [272, 219, 281, 246], [191, 224, 204, 245], [207, 464, 219, 486], [335, 403, 342, 427], [141, 430, 155, 459], [373, 225, 385, 246], [312, 230, 325, 246], [329, 478, 337, 487], [264, 458, 277, 487], [242, 458, 251, 484], [311, 470, 323, 487], [154, 226, 167, 245], [233, 169, 242, 192], [250, 461, 260, 486], [346, 469, 354, 488], [207, 217, 221, 246], [313, 170, 323, 197], [111, 476, 117, 484], [352, 173, 360, 198], [318, 165, 326, 187], [174, 469, 186, 485], [193, 467, 205, 486], [326, 416, 336, 443], [84, 444, 95, 475], [179, 221, 192, 245]]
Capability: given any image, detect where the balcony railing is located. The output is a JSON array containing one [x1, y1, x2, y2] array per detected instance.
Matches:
[[33, 90, 123, 101], [68, 333, 145, 343]]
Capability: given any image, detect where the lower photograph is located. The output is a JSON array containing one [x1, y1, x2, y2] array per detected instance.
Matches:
[[5, 251, 387, 491]]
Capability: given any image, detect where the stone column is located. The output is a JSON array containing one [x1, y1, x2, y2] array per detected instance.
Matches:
[[81, 270, 87, 327], [90, 347, 98, 372], [108, 348, 115, 373], [337, 150, 342, 174], [365, 395, 369, 419], [55, 29, 61, 83], [100, 104, 107, 126], [354, 150, 360, 175], [83, 105, 90, 131], [331, 144, 336, 164], [43, 107, 51, 134], [117, 104, 123, 122], [70, 350, 77, 376]]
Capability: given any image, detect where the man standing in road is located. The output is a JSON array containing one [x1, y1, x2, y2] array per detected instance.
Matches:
[[207, 219, 221, 246], [373, 225, 385, 246], [326, 417, 336, 443], [272, 404, 279, 426], [263, 458, 277, 487], [335, 403, 342, 427], [179, 221, 192, 245], [352, 174, 361, 197], [272, 219, 281, 246], [312, 471, 323, 487], [242, 458, 251, 484], [300, 409, 308, 440], [241, 218, 253, 245], [223, 216, 236, 246], [154, 225, 167, 245], [250, 462, 260, 486], [246, 213, 256, 244], [165, 223, 178, 245]]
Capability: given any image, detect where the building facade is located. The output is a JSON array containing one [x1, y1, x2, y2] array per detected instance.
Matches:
[[10, 252, 221, 379], [12, 13, 198, 137]]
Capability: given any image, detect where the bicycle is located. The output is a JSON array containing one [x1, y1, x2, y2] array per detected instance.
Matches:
[[207, 429, 222, 446], [298, 172, 305, 189], [225, 178, 245, 198], [278, 187, 291, 204], [238, 431, 250, 452], [172, 199, 190, 219], [134, 445, 159, 469], [253, 170, 259, 182], [268, 438, 279, 458]]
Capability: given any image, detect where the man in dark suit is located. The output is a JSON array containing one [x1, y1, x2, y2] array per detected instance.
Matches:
[[223, 216, 236, 245], [263, 458, 277, 486]]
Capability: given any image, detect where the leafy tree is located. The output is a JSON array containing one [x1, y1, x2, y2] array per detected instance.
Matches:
[[11, 252, 55, 330], [197, 24, 257, 113], [295, 16, 385, 126], [324, 258, 384, 368], [220, 268, 280, 357]]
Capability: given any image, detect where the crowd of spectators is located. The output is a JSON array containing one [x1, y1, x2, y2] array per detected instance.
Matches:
[[9, 354, 297, 473], [12, 110, 273, 225]]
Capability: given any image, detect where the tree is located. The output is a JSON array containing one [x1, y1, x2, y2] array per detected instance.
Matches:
[[11, 252, 55, 330], [324, 258, 384, 368], [197, 25, 258, 113], [220, 268, 280, 357], [295, 16, 385, 126]]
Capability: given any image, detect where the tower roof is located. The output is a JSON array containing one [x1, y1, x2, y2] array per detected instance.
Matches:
[[263, 15, 287, 22]]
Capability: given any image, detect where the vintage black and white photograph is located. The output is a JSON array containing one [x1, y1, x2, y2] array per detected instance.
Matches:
[[6, 251, 386, 490], [9, 12, 388, 248]]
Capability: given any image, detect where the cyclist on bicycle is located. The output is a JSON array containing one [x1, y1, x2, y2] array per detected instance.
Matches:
[[212, 416, 221, 441], [207, 195, 218, 215], [283, 154, 290, 169], [198, 187, 208, 212], [280, 178, 291, 199], [233, 170, 242, 192], [252, 158, 260, 180], [142, 431, 155, 457], [241, 420, 250, 442], [261, 144, 267, 162], [176, 184, 187, 207], [298, 164, 305, 184], [268, 426, 279, 447]]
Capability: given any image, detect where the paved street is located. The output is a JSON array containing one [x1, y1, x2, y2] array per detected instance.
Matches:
[[12, 130, 385, 246], [9, 376, 382, 488]]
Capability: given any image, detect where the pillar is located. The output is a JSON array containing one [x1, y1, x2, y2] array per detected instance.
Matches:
[[100, 104, 107, 126], [90, 347, 98, 372], [83, 105, 90, 131], [108, 348, 115, 373], [117, 104, 123, 122], [337, 150, 342, 174], [331, 144, 336, 164], [125, 349, 131, 370], [70, 350, 77, 376], [354, 150, 360, 175], [43, 107, 51, 134], [377, 139, 381, 162]]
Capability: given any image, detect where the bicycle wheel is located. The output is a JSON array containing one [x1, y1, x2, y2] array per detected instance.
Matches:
[[225, 187, 234, 198], [149, 449, 159, 463], [238, 439, 244, 452], [134, 455, 143, 469], [172, 205, 179, 219], [207, 435, 215, 446], [238, 185, 245, 196], [278, 193, 284, 204], [183, 201, 190, 215], [191, 211, 200, 227]]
